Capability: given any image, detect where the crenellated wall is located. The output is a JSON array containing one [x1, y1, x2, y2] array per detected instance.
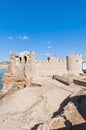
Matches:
[[9, 52, 83, 78], [35, 60, 67, 76]]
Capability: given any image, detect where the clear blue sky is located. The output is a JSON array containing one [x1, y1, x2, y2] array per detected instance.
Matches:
[[0, 0, 86, 61]]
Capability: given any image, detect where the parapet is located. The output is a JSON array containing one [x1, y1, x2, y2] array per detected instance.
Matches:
[[67, 54, 82, 58], [47, 55, 58, 62]]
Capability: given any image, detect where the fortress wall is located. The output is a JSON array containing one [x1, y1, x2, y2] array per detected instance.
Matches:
[[35, 60, 67, 76], [10, 52, 83, 78]]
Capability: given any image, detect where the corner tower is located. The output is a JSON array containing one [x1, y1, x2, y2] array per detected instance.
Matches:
[[66, 55, 83, 75]]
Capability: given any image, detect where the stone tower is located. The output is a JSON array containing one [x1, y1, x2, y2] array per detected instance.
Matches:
[[66, 55, 83, 75], [25, 51, 36, 77], [10, 51, 36, 78]]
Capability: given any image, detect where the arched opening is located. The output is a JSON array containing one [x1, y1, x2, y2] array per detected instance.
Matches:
[[24, 56, 27, 63], [19, 57, 22, 63], [47, 56, 50, 62]]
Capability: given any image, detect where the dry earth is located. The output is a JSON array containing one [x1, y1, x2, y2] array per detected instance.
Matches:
[[0, 76, 85, 130]]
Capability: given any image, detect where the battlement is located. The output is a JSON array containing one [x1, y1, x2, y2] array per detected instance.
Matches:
[[67, 54, 82, 58], [36, 59, 66, 64], [36, 60, 48, 63], [36, 55, 66, 64]]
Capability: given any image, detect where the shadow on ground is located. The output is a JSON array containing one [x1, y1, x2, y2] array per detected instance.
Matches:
[[52, 94, 86, 130], [31, 92, 86, 130]]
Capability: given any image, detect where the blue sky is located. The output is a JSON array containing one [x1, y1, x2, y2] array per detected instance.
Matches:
[[0, 0, 86, 61]]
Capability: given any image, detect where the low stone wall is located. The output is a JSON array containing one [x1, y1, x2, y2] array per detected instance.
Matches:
[[73, 79, 86, 87], [53, 75, 70, 85]]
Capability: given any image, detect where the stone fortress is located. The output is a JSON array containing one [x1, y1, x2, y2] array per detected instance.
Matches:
[[3, 51, 83, 89], [9, 51, 83, 76], [1, 51, 86, 130]]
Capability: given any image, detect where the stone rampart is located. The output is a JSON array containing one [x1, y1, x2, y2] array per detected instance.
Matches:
[[35, 60, 67, 76], [9, 52, 83, 77]]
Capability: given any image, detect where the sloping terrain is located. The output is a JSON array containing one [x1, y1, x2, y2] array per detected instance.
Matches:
[[0, 77, 85, 130], [37, 89, 86, 130]]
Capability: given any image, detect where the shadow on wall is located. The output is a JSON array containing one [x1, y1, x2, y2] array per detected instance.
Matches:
[[52, 94, 86, 130]]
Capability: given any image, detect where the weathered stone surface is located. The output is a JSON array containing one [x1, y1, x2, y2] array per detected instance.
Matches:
[[3, 73, 26, 89], [37, 89, 86, 130], [14, 81, 26, 88], [8, 64, 12, 73], [43, 124, 50, 130], [25, 77, 32, 86], [49, 117, 66, 129]]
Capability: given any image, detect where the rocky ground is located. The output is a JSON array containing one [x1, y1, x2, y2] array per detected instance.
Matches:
[[0, 76, 86, 130]]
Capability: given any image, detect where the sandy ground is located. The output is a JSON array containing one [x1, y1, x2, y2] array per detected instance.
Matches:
[[0, 76, 83, 130]]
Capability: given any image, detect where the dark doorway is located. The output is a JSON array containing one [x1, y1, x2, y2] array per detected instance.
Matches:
[[19, 57, 22, 63], [24, 56, 27, 63]]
